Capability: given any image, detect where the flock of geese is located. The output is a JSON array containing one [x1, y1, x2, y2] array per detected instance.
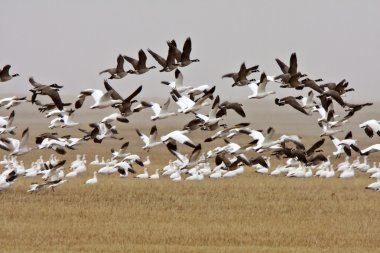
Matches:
[[1, 37, 380, 193]]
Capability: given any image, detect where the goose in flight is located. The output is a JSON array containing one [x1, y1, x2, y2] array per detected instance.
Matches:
[[168, 37, 200, 67], [217, 100, 246, 118], [171, 86, 215, 114], [111, 141, 130, 159], [320, 79, 354, 95], [351, 143, 380, 156], [301, 78, 324, 94], [75, 89, 122, 109], [275, 52, 305, 89], [0, 170, 17, 191], [167, 143, 203, 170], [160, 129, 198, 148], [222, 62, 259, 83], [359, 119, 380, 138], [123, 49, 156, 75], [136, 125, 162, 151], [0, 65, 19, 82], [342, 102, 373, 121], [148, 43, 178, 72], [0, 110, 16, 135], [161, 69, 192, 93], [0, 96, 28, 110], [248, 72, 276, 99], [115, 161, 136, 177], [80, 122, 123, 143], [318, 89, 346, 108], [48, 111, 79, 129], [99, 55, 128, 79], [134, 98, 176, 121], [0, 128, 34, 156], [103, 80, 143, 116], [204, 122, 250, 142], [275, 96, 311, 115], [29, 77, 67, 111], [193, 95, 222, 130]]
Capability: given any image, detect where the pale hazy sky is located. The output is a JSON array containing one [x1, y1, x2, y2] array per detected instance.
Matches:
[[1, 0, 380, 102]]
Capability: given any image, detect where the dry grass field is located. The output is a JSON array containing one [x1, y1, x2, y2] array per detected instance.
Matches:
[[1, 102, 380, 253]]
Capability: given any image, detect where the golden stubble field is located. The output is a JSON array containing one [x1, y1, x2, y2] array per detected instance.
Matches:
[[1, 101, 380, 253]]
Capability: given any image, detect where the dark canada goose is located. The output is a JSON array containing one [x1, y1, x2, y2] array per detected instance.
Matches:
[[217, 100, 246, 118], [123, 49, 156, 75], [0, 65, 19, 82], [275, 96, 311, 115], [148, 44, 178, 72], [301, 78, 324, 94], [168, 37, 200, 67], [222, 62, 259, 82], [342, 102, 373, 121], [318, 90, 346, 108], [230, 63, 257, 87], [103, 80, 142, 116], [320, 79, 354, 95], [275, 53, 306, 89], [34, 100, 72, 113], [29, 77, 66, 110], [99, 55, 128, 79], [273, 138, 326, 165]]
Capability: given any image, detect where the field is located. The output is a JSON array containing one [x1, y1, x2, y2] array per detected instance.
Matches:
[[1, 102, 380, 253]]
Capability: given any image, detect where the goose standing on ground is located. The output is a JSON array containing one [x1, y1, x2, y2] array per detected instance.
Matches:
[[148, 44, 178, 72], [99, 55, 128, 79], [149, 169, 160, 180], [123, 49, 156, 75], [85, 172, 98, 185], [0, 65, 19, 82], [168, 37, 200, 67], [135, 168, 149, 179]]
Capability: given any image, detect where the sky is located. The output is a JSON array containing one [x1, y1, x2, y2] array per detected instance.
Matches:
[[1, 0, 380, 102]]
